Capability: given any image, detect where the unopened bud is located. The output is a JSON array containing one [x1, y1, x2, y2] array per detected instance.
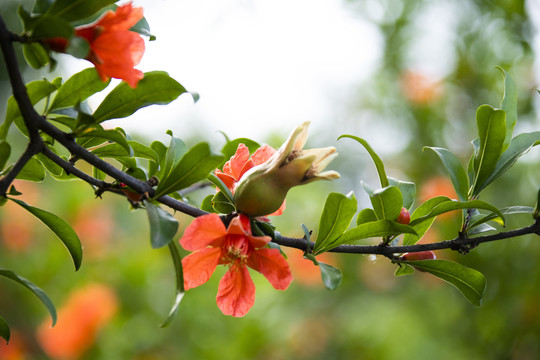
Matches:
[[233, 122, 340, 216], [396, 207, 410, 225], [399, 251, 436, 261]]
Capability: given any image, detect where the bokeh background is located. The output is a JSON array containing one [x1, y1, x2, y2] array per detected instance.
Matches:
[[1, 0, 540, 359]]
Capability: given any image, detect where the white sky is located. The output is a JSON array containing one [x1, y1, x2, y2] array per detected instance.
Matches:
[[65, 0, 382, 143]]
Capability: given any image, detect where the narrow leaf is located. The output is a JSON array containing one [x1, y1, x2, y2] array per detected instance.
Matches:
[[45, 0, 117, 22], [0, 268, 57, 325], [472, 105, 506, 195], [316, 220, 417, 254], [93, 72, 187, 123], [424, 147, 469, 201], [481, 131, 540, 191], [497, 67, 518, 151], [9, 198, 82, 270], [403, 196, 452, 245], [145, 201, 179, 249], [338, 134, 389, 188], [409, 199, 505, 227], [399, 259, 487, 306], [314, 192, 357, 254], [160, 242, 185, 327], [467, 206, 534, 231], [79, 128, 132, 156]]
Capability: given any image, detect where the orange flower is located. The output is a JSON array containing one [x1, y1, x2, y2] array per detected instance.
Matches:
[[74, 2, 145, 87], [215, 144, 285, 216], [180, 213, 293, 317], [37, 283, 118, 360]]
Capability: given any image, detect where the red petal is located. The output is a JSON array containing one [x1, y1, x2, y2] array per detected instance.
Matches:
[[180, 214, 227, 251], [214, 169, 236, 191], [216, 265, 255, 317], [248, 248, 293, 290], [92, 31, 145, 87], [182, 248, 222, 290], [226, 215, 271, 248], [251, 145, 276, 165], [97, 3, 143, 31], [229, 144, 250, 180]]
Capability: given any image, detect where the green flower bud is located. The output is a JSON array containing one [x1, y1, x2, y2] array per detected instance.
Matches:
[[233, 121, 340, 216]]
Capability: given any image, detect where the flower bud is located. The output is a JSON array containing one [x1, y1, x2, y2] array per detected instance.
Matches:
[[233, 121, 340, 216], [399, 251, 436, 261], [396, 207, 410, 224]]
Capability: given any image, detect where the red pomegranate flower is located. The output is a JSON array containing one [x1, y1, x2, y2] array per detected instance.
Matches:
[[180, 213, 293, 317], [74, 2, 145, 87]]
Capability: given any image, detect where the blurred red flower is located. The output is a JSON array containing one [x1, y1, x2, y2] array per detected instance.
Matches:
[[180, 213, 292, 317], [37, 283, 118, 360], [215, 143, 285, 216]]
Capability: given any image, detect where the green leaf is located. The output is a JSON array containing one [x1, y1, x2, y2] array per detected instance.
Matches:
[[409, 199, 505, 227], [160, 242, 185, 327], [472, 105, 506, 195], [356, 208, 378, 225], [131, 16, 156, 41], [16, 157, 46, 181], [341, 220, 417, 244], [388, 177, 416, 209], [319, 263, 343, 290], [338, 134, 389, 188], [0, 314, 9, 344], [149, 140, 167, 177], [154, 142, 223, 199], [395, 263, 415, 276], [35, 152, 63, 176], [49, 68, 110, 111], [28, 15, 73, 39], [403, 196, 452, 245], [1, 79, 60, 139], [64, 36, 90, 59], [200, 194, 217, 213], [313, 192, 357, 255], [399, 259, 486, 306], [424, 147, 469, 201], [369, 186, 403, 221], [316, 220, 417, 254], [535, 188, 540, 219], [158, 132, 187, 180], [93, 72, 188, 123], [497, 67, 518, 151], [145, 201, 179, 249], [45, 0, 117, 22], [9, 198, 82, 270], [22, 42, 49, 69], [0, 141, 10, 171], [480, 131, 540, 192], [0, 268, 57, 325], [79, 128, 132, 157], [467, 206, 535, 231]]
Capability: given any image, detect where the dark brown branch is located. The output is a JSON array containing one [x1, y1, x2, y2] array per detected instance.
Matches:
[[274, 218, 540, 257]]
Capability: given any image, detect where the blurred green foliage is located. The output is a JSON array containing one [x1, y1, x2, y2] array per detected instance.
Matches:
[[1, 0, 540, 359]]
